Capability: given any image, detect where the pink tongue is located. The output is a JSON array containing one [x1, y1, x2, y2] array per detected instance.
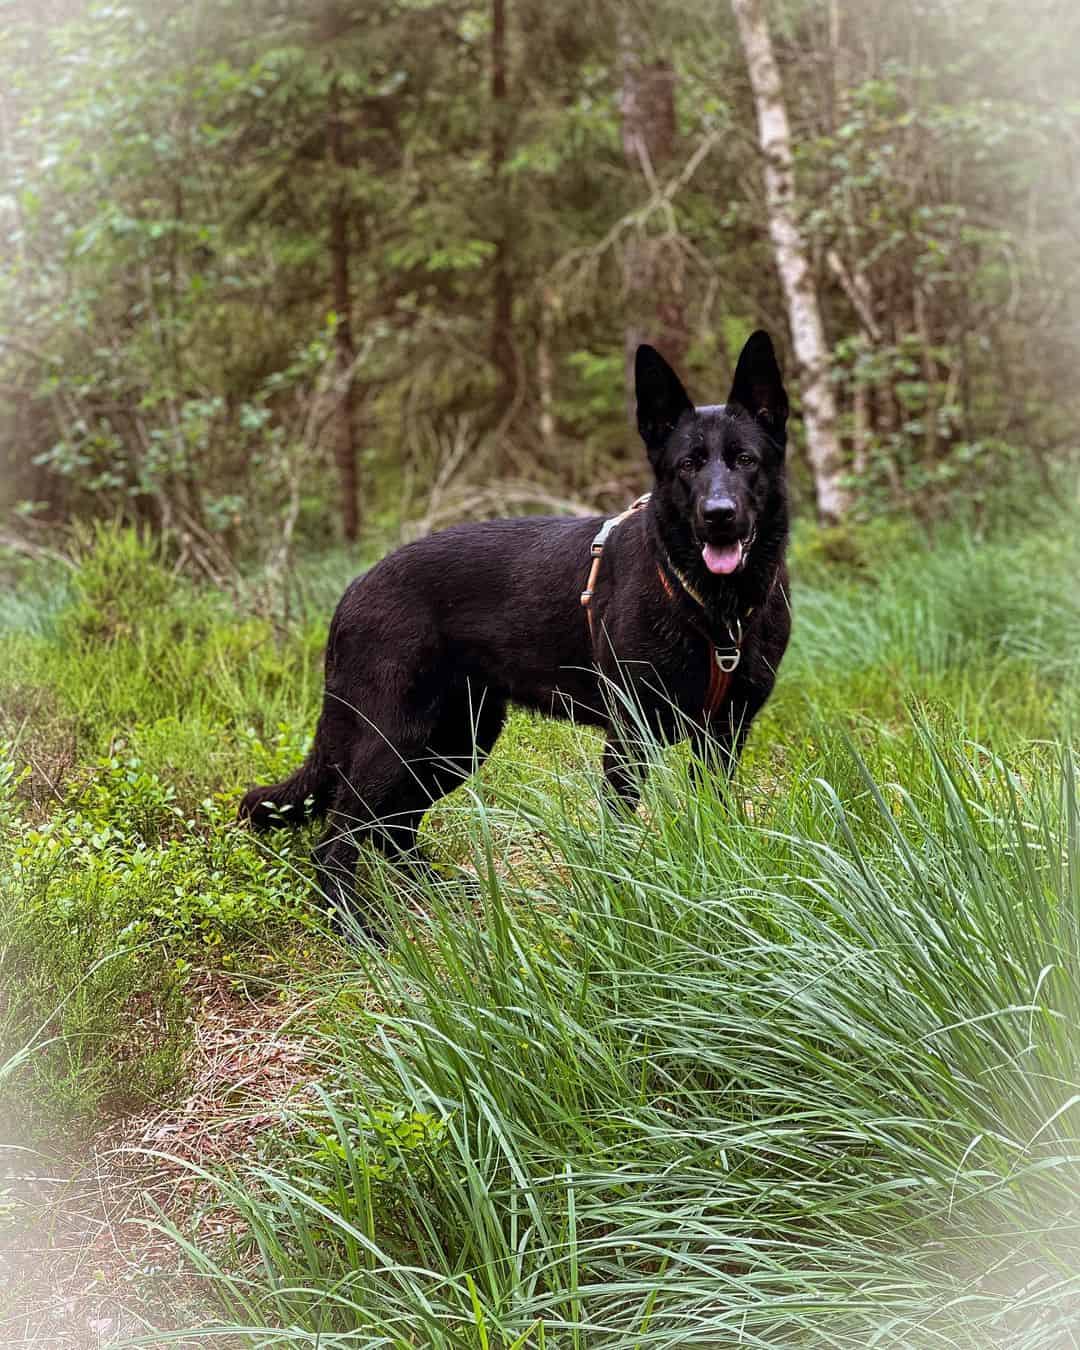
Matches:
[[702, 542, 742, 575]]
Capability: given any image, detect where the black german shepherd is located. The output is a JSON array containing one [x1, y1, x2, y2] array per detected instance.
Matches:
[[240, 331, 791, 921]]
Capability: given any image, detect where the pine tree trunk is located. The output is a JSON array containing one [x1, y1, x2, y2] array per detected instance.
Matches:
[[537, 283, 556, 453], [619, 23, 686, 429], [731, 0, 849, 523], [490, 0, 516, 421], [327, 72, 359, 543]]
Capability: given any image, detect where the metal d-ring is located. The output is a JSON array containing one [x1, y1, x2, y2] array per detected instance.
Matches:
[[713, 617, 742, 673]]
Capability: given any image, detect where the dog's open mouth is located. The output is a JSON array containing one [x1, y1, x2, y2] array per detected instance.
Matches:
[[701, 529, 755, 576]]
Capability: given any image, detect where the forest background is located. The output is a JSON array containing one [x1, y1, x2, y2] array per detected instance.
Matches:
[[3, 0, 1078, 566]]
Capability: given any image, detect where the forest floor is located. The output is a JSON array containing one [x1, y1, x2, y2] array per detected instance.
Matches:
[[3, 971, 315, 1347], [2, 512, 1079, 1346]]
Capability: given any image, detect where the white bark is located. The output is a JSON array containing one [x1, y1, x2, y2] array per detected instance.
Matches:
[[731, 0, 849, 523], [538, 283, 556, 451]]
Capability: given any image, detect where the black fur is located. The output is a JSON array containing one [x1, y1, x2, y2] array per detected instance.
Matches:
[[240, 332, 792, 927]]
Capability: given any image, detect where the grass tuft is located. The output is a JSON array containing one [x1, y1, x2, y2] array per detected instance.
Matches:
[[152, 729, 1080, 1344]]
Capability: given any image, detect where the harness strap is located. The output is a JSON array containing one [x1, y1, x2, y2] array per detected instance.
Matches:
[[581, 493, 651, 643], [655, 565, 744, 717]]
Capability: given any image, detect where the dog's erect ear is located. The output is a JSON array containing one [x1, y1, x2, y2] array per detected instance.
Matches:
[[728, 330, 789, 446], [635, 344, 694, 455]]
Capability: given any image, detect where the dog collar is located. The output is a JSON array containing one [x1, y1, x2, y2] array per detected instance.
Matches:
[[655, 550, 754, 657], [654, 560, 749, 681], [656, 551, 708, 610]]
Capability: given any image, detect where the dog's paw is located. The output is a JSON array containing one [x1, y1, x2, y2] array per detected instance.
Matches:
[[237, 787, 290, 832]]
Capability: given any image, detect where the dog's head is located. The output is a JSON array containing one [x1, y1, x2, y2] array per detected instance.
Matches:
[[635, 331, 788, 578]]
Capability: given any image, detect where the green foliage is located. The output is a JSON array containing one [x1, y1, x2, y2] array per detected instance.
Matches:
[[787, 513, 921, 582], [0, 745, 189, 1132], [12, 761, 313, 943], [0, 723, 325, 1133], [804, 41, 1080, 517], [61, 520, 177, 641], [0, 529, 332, 1136], [3, 1, 1076, 542]]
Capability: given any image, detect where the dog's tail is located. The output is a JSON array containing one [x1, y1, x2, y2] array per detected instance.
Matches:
[[238, 750, 333, 833]]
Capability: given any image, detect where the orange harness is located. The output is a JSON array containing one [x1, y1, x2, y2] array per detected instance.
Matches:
[[579, 493, 651, 620], [580, 494, 749, 719]]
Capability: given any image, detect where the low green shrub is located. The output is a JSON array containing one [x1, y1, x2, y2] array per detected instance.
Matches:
[[0, 737, 324, 1136]]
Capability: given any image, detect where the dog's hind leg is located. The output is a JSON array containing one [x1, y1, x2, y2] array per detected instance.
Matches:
[[312, 807, 366, 933], [422, 689, 508, 797], [362, 690, 508, 871], [312, 691, 508, 932], [311, 733, 432, 917]]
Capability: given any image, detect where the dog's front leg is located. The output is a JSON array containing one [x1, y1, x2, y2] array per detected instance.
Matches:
[[689, 723, 738, 782], [602, 727, 643, 812], [689, 679, 771, 784]]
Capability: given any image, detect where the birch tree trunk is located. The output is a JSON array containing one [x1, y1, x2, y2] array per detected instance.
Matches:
[[731, 0, 849, 523]]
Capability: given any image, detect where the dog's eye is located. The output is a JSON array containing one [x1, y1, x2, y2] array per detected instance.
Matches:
[[735, 453, 757, 469], [678, 455, 698, 473]]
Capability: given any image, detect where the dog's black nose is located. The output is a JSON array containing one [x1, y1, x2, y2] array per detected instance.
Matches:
[[702, 496, 737, 527]]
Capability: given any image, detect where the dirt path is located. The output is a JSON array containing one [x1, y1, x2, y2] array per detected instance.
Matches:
[[1, 1144, 203, 1348], [2, 972, 325, 1348]]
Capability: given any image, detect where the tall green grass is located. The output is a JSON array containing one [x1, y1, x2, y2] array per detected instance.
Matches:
[[134, 517, 1080, 1347], [158, 726, 1080, 1346], [1, 517, 1078, 1342]]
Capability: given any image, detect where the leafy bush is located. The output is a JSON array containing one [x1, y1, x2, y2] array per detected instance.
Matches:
[[10, 756, 319, 949]]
